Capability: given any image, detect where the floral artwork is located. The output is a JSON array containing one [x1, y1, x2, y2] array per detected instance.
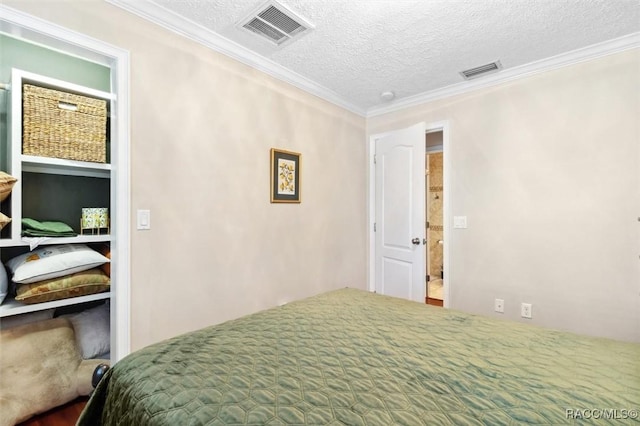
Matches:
[[278, 159, 296, 195], [271, 149, 301, 203]]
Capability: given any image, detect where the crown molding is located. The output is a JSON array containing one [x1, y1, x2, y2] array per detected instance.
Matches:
[[106, 0, 366, 116], [105, 1, 639, 119], [367, 32, 640, 117]]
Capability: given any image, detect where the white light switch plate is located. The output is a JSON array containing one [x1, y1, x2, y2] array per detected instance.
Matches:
[[137, 209, 151, 230], [453, 216, 467, 229]]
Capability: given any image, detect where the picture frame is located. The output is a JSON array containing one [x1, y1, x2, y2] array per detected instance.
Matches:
[[270, 148, 301, 203]]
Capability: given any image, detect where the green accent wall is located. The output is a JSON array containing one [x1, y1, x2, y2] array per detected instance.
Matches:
[[0, 34, 110, 90]]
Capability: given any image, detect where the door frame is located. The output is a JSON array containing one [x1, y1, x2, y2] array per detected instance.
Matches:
[[368, 121, 451, 307], [1, 5, 131, 360]]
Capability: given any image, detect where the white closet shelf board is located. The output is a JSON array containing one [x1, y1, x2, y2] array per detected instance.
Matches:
[[0, 292, 111, 317]]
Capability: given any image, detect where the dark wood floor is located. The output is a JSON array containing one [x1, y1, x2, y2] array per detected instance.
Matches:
[[18, 397, 88, 426], [426, 297, 444, 307]]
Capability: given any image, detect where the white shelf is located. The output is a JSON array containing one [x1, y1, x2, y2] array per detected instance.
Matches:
[[0, 235, 110, 248], [0, 292, 111, 318], [0, 239, 16, 248], [22, 235, 111, 246], [19, 69, 115, 102], [21, 155, 111, 178]]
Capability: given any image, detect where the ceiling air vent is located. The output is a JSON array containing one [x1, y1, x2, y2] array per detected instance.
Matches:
[[238, 1, 314, 47], [460, 61, 503, 80]]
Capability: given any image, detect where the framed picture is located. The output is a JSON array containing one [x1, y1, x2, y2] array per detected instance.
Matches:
[[270, 148, 301, 203]]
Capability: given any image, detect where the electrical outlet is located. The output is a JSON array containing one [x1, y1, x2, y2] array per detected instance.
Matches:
[[494, 298, 504, 313], [521, 303, 532, 319]]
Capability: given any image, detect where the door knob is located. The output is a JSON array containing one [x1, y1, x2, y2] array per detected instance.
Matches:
[[411, 238, 420, 245]]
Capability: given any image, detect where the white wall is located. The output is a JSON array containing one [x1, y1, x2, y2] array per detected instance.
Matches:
[[6, 0, 367, 350], [368, 49, 640, 342]]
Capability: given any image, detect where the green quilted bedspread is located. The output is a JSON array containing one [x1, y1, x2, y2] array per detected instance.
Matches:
[[79, 289, 640, 425]]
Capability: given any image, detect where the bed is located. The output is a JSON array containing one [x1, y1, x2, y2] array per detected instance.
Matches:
[[79, 288, 640, 425]]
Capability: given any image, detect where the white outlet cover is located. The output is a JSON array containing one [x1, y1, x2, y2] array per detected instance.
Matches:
[[137, 209, 151, 230], [494, 298, 504, 313], [453, 216, 467, 229]]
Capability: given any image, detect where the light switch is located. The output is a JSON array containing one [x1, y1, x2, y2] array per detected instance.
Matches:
[[453, 216, 467, 229], [137, 209, 151, 230]]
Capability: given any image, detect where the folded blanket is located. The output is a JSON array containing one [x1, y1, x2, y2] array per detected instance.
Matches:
[[22, 218, 77, 237], [22, 229, 77, 237]]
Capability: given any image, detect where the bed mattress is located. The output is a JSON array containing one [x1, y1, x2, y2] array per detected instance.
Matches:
[[79, 288, 640, 425]]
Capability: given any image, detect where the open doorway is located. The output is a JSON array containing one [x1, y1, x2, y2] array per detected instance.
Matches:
[[425, 131, 444, 306], [368, 121, 450, 308]]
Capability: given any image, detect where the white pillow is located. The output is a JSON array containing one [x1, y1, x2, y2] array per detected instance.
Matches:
[[0, 262, 8, 305], [6, 244, 110, 284], [66, 303, 110, 359]]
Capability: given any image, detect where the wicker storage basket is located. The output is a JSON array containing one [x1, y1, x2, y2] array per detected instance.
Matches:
[[22, 84, 107, 163]]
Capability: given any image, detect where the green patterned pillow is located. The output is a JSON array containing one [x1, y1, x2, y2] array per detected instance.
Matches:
[[15, 268, 109, 304]]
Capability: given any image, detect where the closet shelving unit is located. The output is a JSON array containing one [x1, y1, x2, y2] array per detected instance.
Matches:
[[0, 68, 115, 318]]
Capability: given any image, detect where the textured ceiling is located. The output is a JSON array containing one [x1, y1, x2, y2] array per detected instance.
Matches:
[[143, 0, 638, 111]]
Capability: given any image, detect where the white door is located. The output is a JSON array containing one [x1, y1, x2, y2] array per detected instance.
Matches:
[[375, 122, 426, 302]]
